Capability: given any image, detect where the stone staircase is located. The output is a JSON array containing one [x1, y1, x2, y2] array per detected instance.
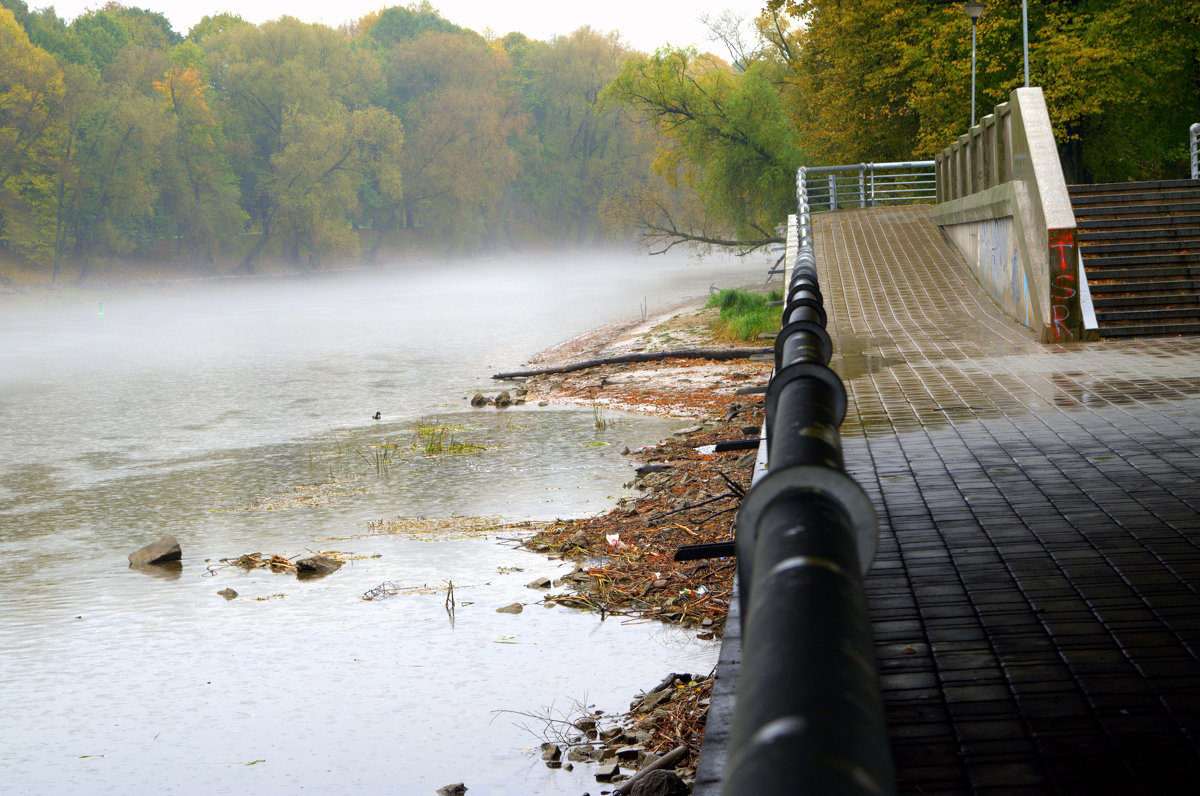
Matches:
[[1069, 179, 1200, 337]]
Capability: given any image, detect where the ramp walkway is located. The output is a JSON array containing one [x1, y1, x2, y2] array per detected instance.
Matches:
[[822, 204, 1200, 792]]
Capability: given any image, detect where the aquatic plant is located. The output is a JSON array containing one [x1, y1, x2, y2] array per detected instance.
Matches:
[[414, 418, 485, 455]]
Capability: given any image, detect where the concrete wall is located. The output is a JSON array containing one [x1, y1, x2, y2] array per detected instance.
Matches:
[[933, 88, 1097, 342]]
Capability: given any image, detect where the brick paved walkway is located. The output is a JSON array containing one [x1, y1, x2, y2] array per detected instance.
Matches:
[[820, 206, 1200, 793]]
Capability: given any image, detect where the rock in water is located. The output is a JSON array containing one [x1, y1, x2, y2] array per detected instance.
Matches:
[[295, 555, 343, 577], [128, 536, 182, 566], [496, 603, 523, 614], [630, 770, 688, 796], [435, 784, 467, 796], [470, 393, 487, 407], [494, 390, 513, 408], [217, 588, 238, 600]]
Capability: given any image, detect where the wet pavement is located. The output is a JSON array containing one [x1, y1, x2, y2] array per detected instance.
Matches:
[[698, 205, 1200, 794]]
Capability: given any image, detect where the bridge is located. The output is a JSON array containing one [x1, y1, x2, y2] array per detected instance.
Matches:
[[694, 90, 1200, 794]]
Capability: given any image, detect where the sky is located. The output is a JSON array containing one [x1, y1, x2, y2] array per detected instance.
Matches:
[[37, 0, 770, 55]]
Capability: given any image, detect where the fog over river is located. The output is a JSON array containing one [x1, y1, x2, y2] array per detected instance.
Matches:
[[0, 251, 765, 794]]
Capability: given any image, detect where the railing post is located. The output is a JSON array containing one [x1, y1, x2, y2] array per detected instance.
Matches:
[[859, 166, 866, 208], [829, 174, 838, 211]]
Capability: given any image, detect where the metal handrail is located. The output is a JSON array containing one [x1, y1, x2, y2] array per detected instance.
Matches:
[[806, 161, 937, 211], [722, 169, 894, 795], [1191, 123, 1199, 180]]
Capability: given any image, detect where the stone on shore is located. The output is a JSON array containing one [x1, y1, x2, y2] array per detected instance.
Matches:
[[128, 536, 181, 566], [540, 742, 561, 761], [630, 770, 688, 796], [495, 390, 513, 408], [595, 762, 621, 782], [470, 393, 487, 407], [526, 576, 552, 589], [295, 555, 342, 577]]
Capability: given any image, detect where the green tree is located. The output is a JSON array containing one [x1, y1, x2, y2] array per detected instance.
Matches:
[[601, 35, 803, 253], [152, 57, 246, 264], [204, 16, 386, 269], [385, 30, 523, 251], [772, 0, 1200, 182], [511, 27, 656, 245], [0, 6, 65, 265]]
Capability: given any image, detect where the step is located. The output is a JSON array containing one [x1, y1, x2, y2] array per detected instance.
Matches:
[[1069, 179, 1200, 196], [1079, 239, 1200, 256], [1096, 307, 1200, 323], [1073, 201, 1200, 219], [1075, 214, 1200, 231], [1091, 292, 1200, 308], [1069, 189, 1200, 207], [1098, 321, 1200, 337], [1078, 227, 1200, 244], [1082, 252, 1200, 268], [1087, 278, 1200, 293]]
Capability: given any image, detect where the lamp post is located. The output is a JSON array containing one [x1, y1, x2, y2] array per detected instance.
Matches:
[[1022, 0, 1029, 86], [963, 2, 985, 127]]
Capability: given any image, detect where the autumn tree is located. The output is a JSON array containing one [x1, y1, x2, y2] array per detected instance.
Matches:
[[0, 6, 65, 265]]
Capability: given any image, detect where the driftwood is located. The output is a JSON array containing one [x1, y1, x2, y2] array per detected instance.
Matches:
[[492, 347, 771, 380]]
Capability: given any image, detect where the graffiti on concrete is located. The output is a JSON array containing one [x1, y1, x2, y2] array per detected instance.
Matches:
[[1048, 229, 1078, 342]]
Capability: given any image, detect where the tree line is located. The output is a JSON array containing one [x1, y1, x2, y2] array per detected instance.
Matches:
[[0, 1, 663, 282], [2, 1, 1195, 284]]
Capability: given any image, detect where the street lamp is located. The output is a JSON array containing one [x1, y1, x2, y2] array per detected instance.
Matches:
[[963, 2, 985, 127]]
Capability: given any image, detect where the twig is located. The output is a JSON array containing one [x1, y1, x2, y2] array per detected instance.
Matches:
[[646, 493, 737, 524]]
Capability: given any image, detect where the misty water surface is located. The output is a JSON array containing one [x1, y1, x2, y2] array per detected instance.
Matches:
[[0, 251, 765, 794]]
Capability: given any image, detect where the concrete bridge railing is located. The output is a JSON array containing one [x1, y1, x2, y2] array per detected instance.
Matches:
[[933, 87, 1098, 343]]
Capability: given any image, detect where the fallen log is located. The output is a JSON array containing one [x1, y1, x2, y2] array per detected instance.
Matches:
[[492, 347, 771, 380]]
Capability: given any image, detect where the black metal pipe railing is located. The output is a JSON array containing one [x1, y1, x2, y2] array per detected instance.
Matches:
[[723, 170, 895, 795]]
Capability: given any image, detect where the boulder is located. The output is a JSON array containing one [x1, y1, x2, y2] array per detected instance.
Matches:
[[128, 536, 181, 566], [494, 390, 513, 408], [295, 555, 342, 577], [526, 577, 552, 590], [496, 603, 523, 614], [567, 745, 595, 762], [595, 763, 621, 783], [540, 742, 561, 762], [217, 588, 238, 600], [470, 393, 487, 407], [630, 770, 689, 796], [436, 784, 467, 796]]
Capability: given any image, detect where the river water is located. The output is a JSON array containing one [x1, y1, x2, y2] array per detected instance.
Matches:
[[0, 252, 763, 794]]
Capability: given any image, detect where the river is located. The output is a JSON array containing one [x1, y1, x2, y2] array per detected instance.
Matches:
[[0, 251, 763, 794]]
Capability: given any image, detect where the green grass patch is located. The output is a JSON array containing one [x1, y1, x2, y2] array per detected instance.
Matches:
[[705, 287, 783, 343]]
